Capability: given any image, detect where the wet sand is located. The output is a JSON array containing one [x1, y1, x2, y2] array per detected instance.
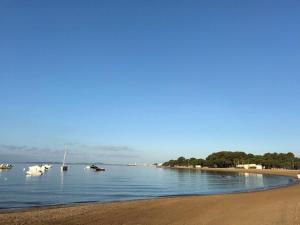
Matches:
[[1, 168, 300, 225]]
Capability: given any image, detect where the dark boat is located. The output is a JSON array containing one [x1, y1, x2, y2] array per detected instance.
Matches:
[[88, 164, 105, 172]]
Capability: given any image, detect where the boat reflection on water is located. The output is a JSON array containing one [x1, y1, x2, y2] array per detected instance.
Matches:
[[60, 169, 65, 188]]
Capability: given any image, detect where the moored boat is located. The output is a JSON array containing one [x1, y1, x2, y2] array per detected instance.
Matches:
[[26, 165, 44, 176], [61, 165, 68, 171], [43, 164, 52, 170], [0, 164, 13, 169], [87, 164, 105, 172], [90, 164, 98, 169], [61, 145, 68, 171]]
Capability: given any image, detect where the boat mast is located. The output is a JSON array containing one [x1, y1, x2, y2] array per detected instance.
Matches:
[[63, 145, 67, 166]]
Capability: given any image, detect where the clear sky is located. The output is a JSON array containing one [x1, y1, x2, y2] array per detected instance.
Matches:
[[0, 0, 300, 163]]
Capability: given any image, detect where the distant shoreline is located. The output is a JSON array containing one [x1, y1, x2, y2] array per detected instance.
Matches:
[[161, 166, 300, 178]]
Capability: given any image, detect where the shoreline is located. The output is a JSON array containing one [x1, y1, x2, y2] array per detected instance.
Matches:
[[1, 168, 300, 225], [190, 167, 299, 178]]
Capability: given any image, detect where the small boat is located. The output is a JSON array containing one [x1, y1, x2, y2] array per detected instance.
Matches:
[[26, 165, 44, 176], [61, 145, 68, 172], [90, 164, 98, 169], [0, 164, 13, 169], [127, 163, 137, 166], [43, 164, 52, 170], [61, 165, 68, 171], [38, 164, 51, 172], [87, 164, 105, 172]]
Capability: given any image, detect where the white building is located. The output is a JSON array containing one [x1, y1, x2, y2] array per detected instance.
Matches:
[[236, 164, 263, 170]]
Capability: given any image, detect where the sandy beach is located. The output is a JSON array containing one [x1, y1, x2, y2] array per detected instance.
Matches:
[[1, 168, 300, 225]]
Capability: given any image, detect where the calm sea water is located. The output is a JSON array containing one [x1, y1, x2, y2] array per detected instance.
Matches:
[[0, 164, 296, 209]]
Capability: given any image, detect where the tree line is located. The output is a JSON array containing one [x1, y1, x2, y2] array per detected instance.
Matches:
[[162, 151, 300, 169]]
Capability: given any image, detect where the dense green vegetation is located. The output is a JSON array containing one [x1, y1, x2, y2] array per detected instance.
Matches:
[[162, 151, 300, 169]]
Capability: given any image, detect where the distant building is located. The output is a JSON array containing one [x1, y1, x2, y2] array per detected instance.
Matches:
[[236, 164, 263, 170]]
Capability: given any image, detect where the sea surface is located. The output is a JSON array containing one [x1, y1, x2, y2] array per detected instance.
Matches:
[[0, 164, 296, 209]]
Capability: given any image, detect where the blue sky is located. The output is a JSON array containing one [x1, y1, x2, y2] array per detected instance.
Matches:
[[0, 0, 300, 163]]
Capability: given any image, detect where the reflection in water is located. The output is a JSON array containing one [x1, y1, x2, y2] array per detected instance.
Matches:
[[60, 171, 64, 189], [0, 169, 10, 173], [241, 172, 265, 188], [0, 170, 9, 182]]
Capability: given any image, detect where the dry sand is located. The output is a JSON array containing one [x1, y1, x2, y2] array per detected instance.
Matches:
[[1, 168, 300, 225]]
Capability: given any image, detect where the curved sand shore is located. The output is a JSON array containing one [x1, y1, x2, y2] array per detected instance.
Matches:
[[1, 168, 300, 225]]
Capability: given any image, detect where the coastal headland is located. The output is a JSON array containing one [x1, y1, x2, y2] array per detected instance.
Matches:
[[1, 168, 300, 225]]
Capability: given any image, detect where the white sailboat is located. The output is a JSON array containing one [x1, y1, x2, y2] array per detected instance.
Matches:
[[61, 145, 68, 171]]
